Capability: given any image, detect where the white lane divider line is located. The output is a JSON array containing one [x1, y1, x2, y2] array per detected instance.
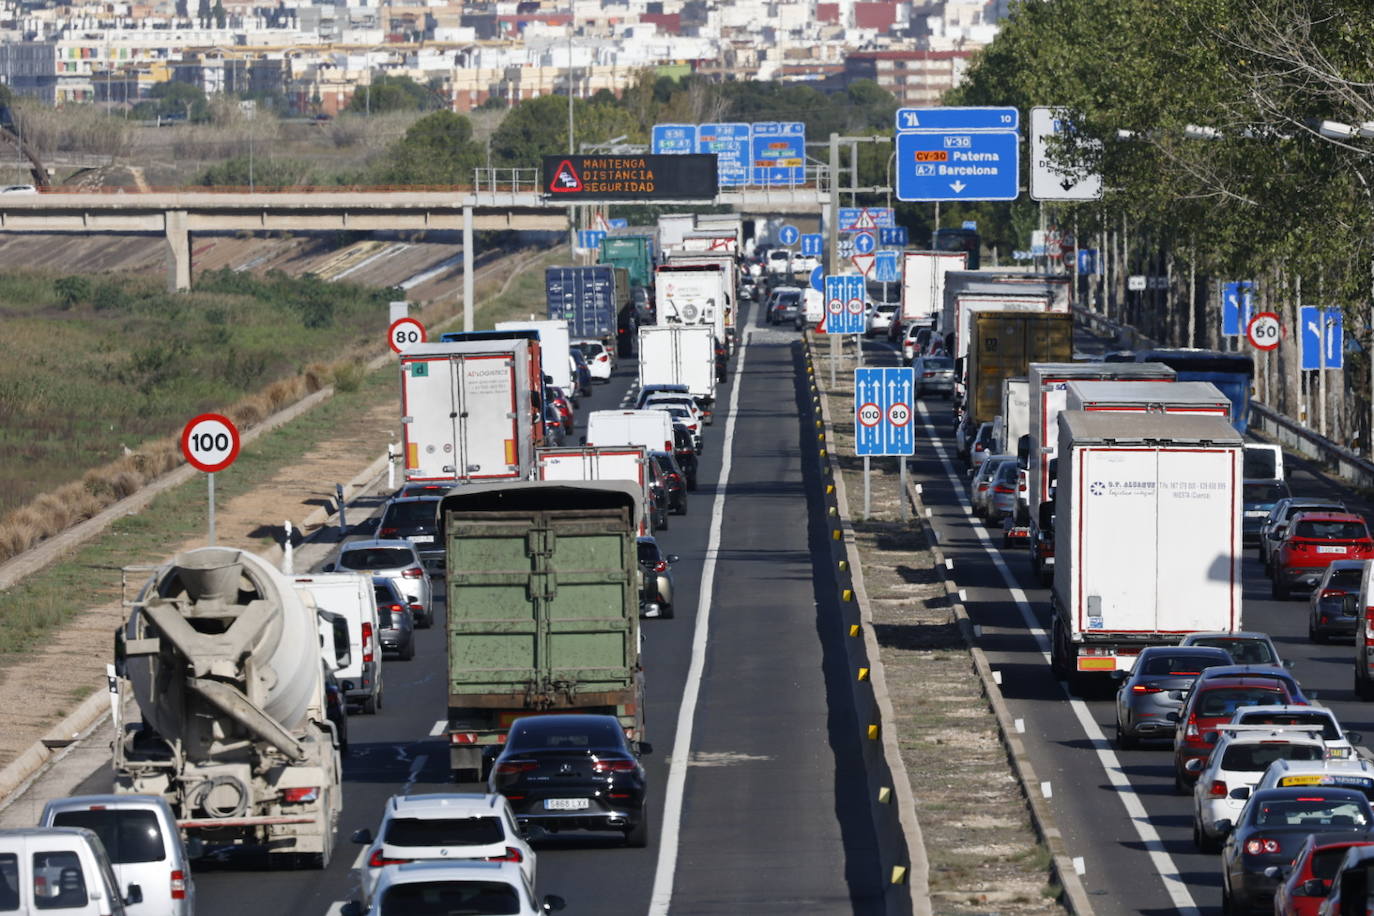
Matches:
[[402, 754, 428, 796], [324, 902, 348, 916], [916, 400, 1201, 916], [351, 846, 368, 871], [429, 719, 447, 737], [647, 329, 751, 916]]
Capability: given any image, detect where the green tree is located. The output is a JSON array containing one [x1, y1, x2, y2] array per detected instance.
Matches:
[[147, 80, 209, 122], [374, 110, 484, 184], [346, 75, 440, 115], [488, 95, 640, 166]]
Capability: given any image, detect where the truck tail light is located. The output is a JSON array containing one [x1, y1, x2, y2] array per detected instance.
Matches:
[[1245, 837, 1281, 855], [170, 870, 187, 900], [369, 849, 412, 868], [1208, 780, 1228, 798], [402, 566, 425, 579], [362, 622, 374, 664], [1365, 607, 1374, 639], [280, 787, 318, 803], [486, 847, 524, 863]]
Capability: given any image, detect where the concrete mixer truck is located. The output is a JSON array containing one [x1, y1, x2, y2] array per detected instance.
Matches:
[[112, 547, 342, 867]]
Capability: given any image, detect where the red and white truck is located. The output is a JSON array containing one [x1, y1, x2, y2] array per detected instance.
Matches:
[[1064, 380, 1231, 417], [537, 445, 651, 534], [1050, 411, 1243, 685]]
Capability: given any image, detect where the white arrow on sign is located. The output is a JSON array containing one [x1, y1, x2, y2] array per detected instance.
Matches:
[[950, 181, 966, 193]]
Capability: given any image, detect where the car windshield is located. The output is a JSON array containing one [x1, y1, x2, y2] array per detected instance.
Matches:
[[923, 358, 953, 370], [637, 542, 662, 564], [49, 810, 165, 865], [1140, 654, 1226, 676], [1295, 520, 1368, 540], [383, 501, 438, 528], [380, 880, 520, 916], [1244, 484, 1287, 506], [506, 720, 625, 752], [1237, 712, 1341, 741], [1187, 637, 1275, 665], [1254, 799, 1369, 827], [778, 292, 801, 305], [1198, 687, 1286, 717], [994, 463, 1018, 483], [1220, 743, 1324, 772], [383, 816, 504, 847], [342, 547, 415, 570]]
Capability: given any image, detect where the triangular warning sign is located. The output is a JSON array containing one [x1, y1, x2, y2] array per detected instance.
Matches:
[[852, 208, 878, 230], [549, 160, 583, 193], [851, 253, 876, 277]]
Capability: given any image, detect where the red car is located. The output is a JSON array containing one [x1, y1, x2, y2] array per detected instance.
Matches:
[[548, 389, 574, 435], [1272, 832, 1374, 916], [1172, 675, 1298, 791], [1270, 511, 1374, 600]]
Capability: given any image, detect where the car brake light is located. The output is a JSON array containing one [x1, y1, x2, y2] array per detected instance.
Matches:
[[1185, 718, 1199, 738], [1208, 780, 1227, 798], [362, 622, 374, 664], [592, 759, 639, 773], [993, 485, 1014, 495], [280, 786, 318, 803], [1365, 608, 1374, 639], [669, 474, 682, 485], [495, 760, 539, 775], [170, 869, 187, 900], [380, 527, 397, 537], [368, 849, 412, 868], [402, 566, 425, 579], [409, 604, 423, 615], [1322, 589, 1348, 598], [486, 846, 524, 863], [598, 354, 608, 362], [1245, 837, 1281, 855], [1131, 684, 1162, 694], [652, 560, 668, 573], [922, 371, 935, 378]]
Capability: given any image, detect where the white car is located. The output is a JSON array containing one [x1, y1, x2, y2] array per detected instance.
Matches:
[[330, 538, 434, 628], [363, 861, 563, 916], [355, 794, 536, 908], [574, 339, 613, 381], [642, 393, 710, 428], [1189, 726, 1327, 852], [1230, 705, 1361, 759], [866, 302, 898, 338]]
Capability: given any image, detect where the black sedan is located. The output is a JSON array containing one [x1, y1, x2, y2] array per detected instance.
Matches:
[[488, 714, 653, 847], [1220, 787, 1374, 915], [649, 451, 688, 515]]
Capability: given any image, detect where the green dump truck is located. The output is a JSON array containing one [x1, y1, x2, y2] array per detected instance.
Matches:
[[598, 235, 654, 290], [439, 480, 645, 781]]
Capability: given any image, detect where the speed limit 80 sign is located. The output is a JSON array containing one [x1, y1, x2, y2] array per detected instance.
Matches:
[[388, 317, 427, 353], [1247, 311, 1281, 351], [181, 414, 241, 473]]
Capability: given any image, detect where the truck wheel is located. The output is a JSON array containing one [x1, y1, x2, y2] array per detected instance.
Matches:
[[361, 692, 378, 715], [624, 807, 650, 848]]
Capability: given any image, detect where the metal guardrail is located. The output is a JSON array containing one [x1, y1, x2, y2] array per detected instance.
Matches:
[[1071, 306, 1374, 491]]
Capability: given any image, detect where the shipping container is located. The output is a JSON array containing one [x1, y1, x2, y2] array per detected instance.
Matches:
[[965, 312, 1074, 431]]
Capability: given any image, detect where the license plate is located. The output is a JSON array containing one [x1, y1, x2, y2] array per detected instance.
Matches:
[[1245, 510, 1267, 518], [410, 535, 434, 544], [544, 798, 589, 811], [1318, 545, 1347, 554]]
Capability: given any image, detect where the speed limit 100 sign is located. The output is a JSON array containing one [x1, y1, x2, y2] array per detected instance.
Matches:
[[1247, 312, 1281, 351], [181, 414, 241, 473], [388, 317, 427, 353]]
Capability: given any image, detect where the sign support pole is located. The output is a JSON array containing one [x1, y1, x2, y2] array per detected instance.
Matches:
[[863, 456, 871, 519], [898, 457, 907, 521], [207, 472, 216, 546], [828, 132, 840, 388], [1319, 309, 1327, 439]]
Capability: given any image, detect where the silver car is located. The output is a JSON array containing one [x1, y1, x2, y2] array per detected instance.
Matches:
[[1113, 645, 1234, 748], [912, 355, 954, 398], [330, 538, 435, 628], [987, 459, 1020, 521], [637, 536, 678, 619], [970, 454, 1013, 518]]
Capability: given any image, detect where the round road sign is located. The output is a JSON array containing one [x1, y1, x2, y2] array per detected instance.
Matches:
[[827, 298, 844, 315], [181, 413, 241, 473], [857, 402, 881, 427], [779, 225, 800, 246], [388, 317, 427, 353], [1246, 311, 1281, 351], [810, 265, 825, 291], [846, 297, 865, 316], [853, 231, 876, 255], [887, 402, 912, 427]]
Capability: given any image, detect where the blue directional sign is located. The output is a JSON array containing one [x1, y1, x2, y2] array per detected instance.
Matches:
[[873, 251, 901, 283], [607, 218, 628, 229], [699, 122, 750, 187], [854, 367, 916, 457], [752, 122, 806, 186], [1222, 280, 1255, 337], [652, 123, 697, 154], [896, 107, 1019, 133], [1301, 306, 1344, 370], [800, 233, 824, 257], [896, 130, 1019, 202], [577, 229, 606, 250], [853, 231, 877, 255], [822, 274, 866, 334], [1077, 248, 1099, 275], [810, 265, 825, 292], [838, 207, 895, 230], [778, 224, 800, 246], [879, 226, 909, 247], [962, 220, 978, 231]]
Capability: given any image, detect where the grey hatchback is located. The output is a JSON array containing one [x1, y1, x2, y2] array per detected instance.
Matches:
[[1113, 645, 1234, 748], [373, 578, 415, 661]]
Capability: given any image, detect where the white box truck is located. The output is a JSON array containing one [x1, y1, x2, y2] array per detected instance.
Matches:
[[537, 445, 651, 533], [495, 319, 572, 393], [585, 410, 676, 455], [663, 252, 738, 337], [657, 214, 695, 253], [1026, 362, 1178, 581], [638, 324, 718, 404], [654, 263, 729, 342], [399, 339, 537, 482], [1049, 411, 1243, 684], [292, 572, 383, 713], [1064, 380, 1231, 417], [901, 251, 967, 325]]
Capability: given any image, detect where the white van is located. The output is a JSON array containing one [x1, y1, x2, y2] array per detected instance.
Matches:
[[294, 572, 383, 714], [38, 797, 192, 916], [0, 827, 142, 915], [584, 410, 675, 454]]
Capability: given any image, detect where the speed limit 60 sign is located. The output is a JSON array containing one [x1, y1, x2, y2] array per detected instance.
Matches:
[[181, 413, 241, 473], [1247, 312, 1281, 351], [388, 317, 427, 353]]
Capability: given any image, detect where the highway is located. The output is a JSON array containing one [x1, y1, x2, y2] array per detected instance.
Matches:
[[863, 325, 1374, 916], [40, 299, 888, 915]]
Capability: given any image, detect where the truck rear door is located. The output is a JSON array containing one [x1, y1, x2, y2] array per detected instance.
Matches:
[[1155, 448, 1239, 631], [404, 354, 520, 481], [1079, 448, 1159, 632]]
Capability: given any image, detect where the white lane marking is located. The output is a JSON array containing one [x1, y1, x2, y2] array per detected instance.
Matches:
[[351, 846, 368, 871], [324, 902, 348, 916], [429, 719, 446, 737], [402, 754, 428, 795], [647, 330, 751, 915], [917, 400, 1201, 916]]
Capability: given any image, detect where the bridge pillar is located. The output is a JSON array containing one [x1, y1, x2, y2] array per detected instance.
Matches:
[[462, 205, 474, 332], [164, 210, 191, 291]]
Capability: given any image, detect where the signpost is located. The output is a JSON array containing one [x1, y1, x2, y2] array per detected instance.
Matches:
[[810, 265, 825, 291], [576, 229, 606, 252], [651, 123, 697, 154], [854, 366, 916, 518], [839, 207, 896, 230], [1029, 107, 1103, 201], [800, 233, 824, 257], [751, 122, 806, 186], [879, 226, 909, 247], [895, 107, 1020, 203], [1077, 248, 1099, 275], [387, 317, 427, 353], [181, 413, 241, 545], [778, 225, 800, 246], [1246, 312, 1281, 351], [1301, 306, 1344, 370], [697, 122, 750, 186], [1222, 280, 1256, 337], [850, 252, 876, 278]]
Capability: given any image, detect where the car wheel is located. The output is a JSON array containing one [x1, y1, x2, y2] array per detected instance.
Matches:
[[361, 692, 378, 715], [1115, 721, 1138, 751], [1220, 883, 1234, 916], [674, 498, 687, 516], [658, 512, 669, 531], [1196, 821, 1220, 854], [1310, 618, 1325, 643], [624, 807, 650, 848], [1357, 670, 1374, 702], [659, 603, 674, 620], [1174, 767, 1188, 796]]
